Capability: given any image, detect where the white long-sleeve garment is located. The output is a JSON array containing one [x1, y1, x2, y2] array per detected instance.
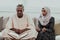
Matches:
[[1, 14, 38, 39]]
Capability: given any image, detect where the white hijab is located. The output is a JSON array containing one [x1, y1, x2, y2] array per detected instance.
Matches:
[[39, 7, 51, 26]]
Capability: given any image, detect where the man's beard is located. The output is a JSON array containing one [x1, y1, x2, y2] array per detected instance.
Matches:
[[17, 13, 23, 18]]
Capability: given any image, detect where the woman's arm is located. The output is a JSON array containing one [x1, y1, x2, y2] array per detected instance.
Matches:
[[38, 21, 43, 31], [46, 17, 55, 32]]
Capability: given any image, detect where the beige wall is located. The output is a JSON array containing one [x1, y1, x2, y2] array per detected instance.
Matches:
[[54, 23, 60, 35]]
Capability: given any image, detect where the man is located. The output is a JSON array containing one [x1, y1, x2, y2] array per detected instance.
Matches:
[[1, 4, 37, 40]]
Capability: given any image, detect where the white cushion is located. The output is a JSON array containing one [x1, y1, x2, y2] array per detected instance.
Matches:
[[3, 17, 9, 29], [56, 35, 60, 40]]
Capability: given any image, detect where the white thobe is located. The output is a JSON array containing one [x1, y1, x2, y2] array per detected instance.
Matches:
[[1, 14, 38, 40]]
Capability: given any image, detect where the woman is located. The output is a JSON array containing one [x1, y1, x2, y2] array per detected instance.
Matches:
[[36, 7, 55, 40]]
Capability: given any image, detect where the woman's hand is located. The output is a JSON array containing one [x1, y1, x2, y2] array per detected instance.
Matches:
[[42, 27, 47, 32], [36, 26, 40, 32]]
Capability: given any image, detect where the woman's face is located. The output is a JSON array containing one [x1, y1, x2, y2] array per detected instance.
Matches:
[[41, 8, 47, 16]]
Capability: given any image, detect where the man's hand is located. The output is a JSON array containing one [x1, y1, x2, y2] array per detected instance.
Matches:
[[24, 28, 30, 31], [19, 28, 30, 34], [10, 28, 16, 31], [10, 28, 21, 34], [42, 27, 47, 32], [10, 28, 30, 34]]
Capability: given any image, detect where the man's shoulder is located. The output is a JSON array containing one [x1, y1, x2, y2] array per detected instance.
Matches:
[[23, 14, 30, 18]]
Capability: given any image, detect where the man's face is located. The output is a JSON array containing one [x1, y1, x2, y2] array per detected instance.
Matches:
[[16, 7, 24, 18]]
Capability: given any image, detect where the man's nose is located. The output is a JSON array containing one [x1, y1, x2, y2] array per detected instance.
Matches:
[[18, 11, 21, 13]]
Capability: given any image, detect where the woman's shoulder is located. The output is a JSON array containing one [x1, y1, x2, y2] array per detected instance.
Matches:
[[50, 17, 55, 22], [51, 17, 54, 19]]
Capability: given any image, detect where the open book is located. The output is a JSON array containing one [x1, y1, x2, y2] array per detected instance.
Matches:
[[8, 30, 28, 39]]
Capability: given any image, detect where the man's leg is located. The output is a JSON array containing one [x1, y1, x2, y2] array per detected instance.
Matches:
[[21, 38, 35, 40], [4, 37, 12, 40]]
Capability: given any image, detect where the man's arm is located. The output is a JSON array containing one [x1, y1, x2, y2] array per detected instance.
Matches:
[[27, 15, 38, 38]]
